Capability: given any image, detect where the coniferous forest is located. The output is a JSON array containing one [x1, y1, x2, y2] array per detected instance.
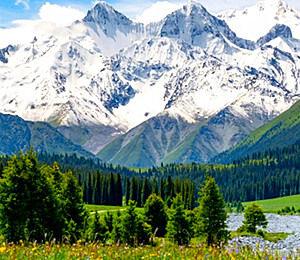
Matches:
[[0, 148, 228, 246], [0, 145, 298, 258], [1, 144, 297, 206]]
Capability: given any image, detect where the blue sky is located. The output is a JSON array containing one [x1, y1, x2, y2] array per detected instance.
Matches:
[[1, 0, 300, 28]]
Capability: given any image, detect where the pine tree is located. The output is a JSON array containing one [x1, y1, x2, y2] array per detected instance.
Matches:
[[243, 203, 268, 233], [130, 176, 138, 202], [104, 211, 114, 233], [141, 177, 151, 206], [111, 211, 123, 243], [174, 178, 181, 195], [236, 201, 244, 213], [144, 194, 168, 237], [0, 149, 63, 242], [87, 172, 93, 204], [0, 161, 4, 178], [121, 200, 138, 246], [125, 177, 130, 205], [115, 173, 123, 206], [93, 171, 101, 205], [61, 170, 87, 242], [188, 182, 195, 210], [196, 176, 230, 246], [108, 173, 115, 205], [90, 212, 107, 242], [137, 177, 142, 207], [166, 194, 190, 245], [165, 175, 174, 206], [159, 178, 165, 201], [152, 177, 158, 195]]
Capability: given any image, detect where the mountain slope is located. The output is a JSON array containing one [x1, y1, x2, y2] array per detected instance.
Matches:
[[0, 0, 299, 166], [219, 0, 300, 41], [214, 100, 300, 164], [0, 113, 93, 157]]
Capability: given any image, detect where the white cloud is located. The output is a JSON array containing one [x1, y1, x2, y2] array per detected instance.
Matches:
[[136, 1, 184, 24], [0, 3, 86, 48], [15, 0, 30, 10], [39, 2, 85, 26]]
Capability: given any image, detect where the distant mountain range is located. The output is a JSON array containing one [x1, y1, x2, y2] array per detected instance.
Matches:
[[0, 0, 299, 166], [0, 113, 93, 158]]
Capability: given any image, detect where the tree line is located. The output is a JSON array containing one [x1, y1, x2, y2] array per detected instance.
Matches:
[[0, 149, 231, 246], [0, 144, 299, 206], [82, 171, 195, 209]]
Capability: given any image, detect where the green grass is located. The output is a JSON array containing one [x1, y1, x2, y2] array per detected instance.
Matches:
[[85, 205, 144, 215], [234, 100, 300, 149], [0, 242, 290, 259], [85, 205, 125, 213], [242, 194, 300, 213]]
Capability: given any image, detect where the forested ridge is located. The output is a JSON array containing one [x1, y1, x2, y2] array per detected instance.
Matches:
[[0, 144, 299, 205]]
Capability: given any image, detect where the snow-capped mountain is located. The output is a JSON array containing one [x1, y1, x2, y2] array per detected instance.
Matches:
[[219, 0, 300, 41], [0, 0, 299, 166]]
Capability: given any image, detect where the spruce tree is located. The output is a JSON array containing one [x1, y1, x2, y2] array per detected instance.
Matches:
[[141, 177, 151, 206], [152, 177, 158, 195], [0, 149, 62, 242], [144, 194, 168, 237], [121, 200, 138, 246], [130, 176, 138, 202], [159, 178, 165, 201], [115, 172, 122, 206], [111, 211, 123, 243], [121, 200, 152, 246], [243, 203, 268, 233], [104, 211, 114, 233], [108, 173, 115, 205], [196, 176, 230, 246], [166, 194, 190, 245], [125, 177, 130, 205], [90, 212, 107, 242], [165, 175, 174, 206], [61, 170, 87, 242]]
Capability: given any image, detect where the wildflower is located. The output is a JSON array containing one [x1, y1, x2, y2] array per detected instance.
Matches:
[[32, 247, 37, 252], [0, 247, 5, 253], [206, 254, 209, 258], [282, 257, 287, 260], [235, 248, 239, 253]]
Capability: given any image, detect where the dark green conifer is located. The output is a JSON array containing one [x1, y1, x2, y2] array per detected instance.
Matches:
[[166, 194, 190, 245], [196, 176, 230, 246]]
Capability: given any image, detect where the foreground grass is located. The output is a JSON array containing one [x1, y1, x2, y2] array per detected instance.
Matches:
[[0, 242, 294, 260], [242, 194, 300, 213]]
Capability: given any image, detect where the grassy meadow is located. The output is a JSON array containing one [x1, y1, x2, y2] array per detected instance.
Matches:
[[0, 241, 292, 260], [242, 194, 300, 213]]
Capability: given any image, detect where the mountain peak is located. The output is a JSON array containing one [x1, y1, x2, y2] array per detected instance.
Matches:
[[83, 1, 133, 26], [257, 24, 293, 46], [219, 0, 300, 41], [256, 0, 297, 15]]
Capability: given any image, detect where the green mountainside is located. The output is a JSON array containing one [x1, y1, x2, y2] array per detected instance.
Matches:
[[97, 108, 261, 168], [214, 100, 300, 164], [0, 113, 93, 158]]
